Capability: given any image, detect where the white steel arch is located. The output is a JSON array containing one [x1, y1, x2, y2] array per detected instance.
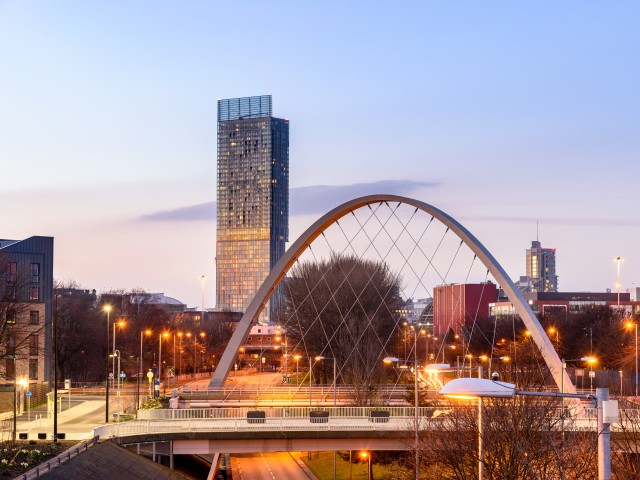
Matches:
[[210, 195, 570, 393]]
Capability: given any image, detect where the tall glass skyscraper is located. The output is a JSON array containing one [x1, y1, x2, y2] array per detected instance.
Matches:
[[216, 95, 289, 321]]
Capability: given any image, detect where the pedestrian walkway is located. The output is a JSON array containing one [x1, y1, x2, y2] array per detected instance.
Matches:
[[11, 399, 114, 441]]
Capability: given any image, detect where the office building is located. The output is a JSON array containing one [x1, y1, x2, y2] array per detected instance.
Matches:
[[490, 291, 638, 319], [216, 95, 289, 321], [0, 236, 53, 386], [526, 240, 558, 292]]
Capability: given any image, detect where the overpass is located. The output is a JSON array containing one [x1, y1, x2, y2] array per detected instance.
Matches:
[[95, 405, 603, 452]]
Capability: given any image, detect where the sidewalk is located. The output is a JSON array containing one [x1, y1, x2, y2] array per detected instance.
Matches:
[[13, 399, 111, 441]]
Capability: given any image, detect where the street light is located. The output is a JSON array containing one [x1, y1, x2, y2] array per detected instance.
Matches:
[[314, 356, 337, 407], [384, 355, 420, 480], [316, 355, 338, 480], [548, 327, 559, 351], [293, 354, 301, 385], [138, 329, 151, 409], [360, 451, 372, 480], [158, 332, 170, 394], [440, 377, 613, 480], [626, 321, 638, 397], [185, 332, 192, 373], [103, 304, 112, 423], [110, 350, 121, 419], [197, 332, 206, 374], [615, 257, 623, 306], [113, 320, 125, 391], [177, 332, 183, 376], [14, 378, 27, 442], [200, 275, 206, 324]]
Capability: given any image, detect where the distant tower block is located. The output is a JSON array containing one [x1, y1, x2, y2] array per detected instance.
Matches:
[[526, 240, 558, 293], [216, 95, 289, 322]]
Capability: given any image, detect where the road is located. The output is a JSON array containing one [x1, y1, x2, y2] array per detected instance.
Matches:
[[232, 452, 312, 480]]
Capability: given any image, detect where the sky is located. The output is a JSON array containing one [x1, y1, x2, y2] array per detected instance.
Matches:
[[1, 1, 638, 308]]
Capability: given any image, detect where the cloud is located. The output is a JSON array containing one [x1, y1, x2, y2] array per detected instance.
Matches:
[[138, 179, 438, 222], [138, 202, 215, 222]]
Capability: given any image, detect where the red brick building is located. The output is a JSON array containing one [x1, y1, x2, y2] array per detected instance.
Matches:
[[433, 282, 498, 336]]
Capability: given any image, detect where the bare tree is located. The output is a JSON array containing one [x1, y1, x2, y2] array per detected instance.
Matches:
[[54, 282, 103, 382], [282, 253, 404, 405], [417, 395, 597, 479]]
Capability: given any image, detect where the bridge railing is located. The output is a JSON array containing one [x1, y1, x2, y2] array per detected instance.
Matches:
[[96, 415, 424, 440], [179, 384, 421, 398], [137, 405, 600, 421], [97, 409, 613, 441]]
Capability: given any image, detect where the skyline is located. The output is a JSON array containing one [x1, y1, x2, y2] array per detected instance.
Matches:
[[1, 1, 638, 307]]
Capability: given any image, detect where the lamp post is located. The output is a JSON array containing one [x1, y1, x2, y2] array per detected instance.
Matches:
[[314, 356, 337, 406], [384, 354, 420, 480], [103, 305, 112, 423], [626, 322, 638, 396], [177, 332, 183, 376], [360, 452, 372, 480], [548, 327, 559, 351], [615, 257, 623, 306], [200, 332, 206, 373], [185, 332, 192, 373], [138, 329, 151, 409], [440, 377, 613, 480], [315, 355, 338, 480], [113, 320, 125, 391], [561, 357, 596, 439], [294, 355, 301, 385], [200, 275, 206, 324], [110, 350, 121, 418], [159, 332, 169, 393]]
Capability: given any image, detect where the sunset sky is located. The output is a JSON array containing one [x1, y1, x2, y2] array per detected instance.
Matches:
[[1, 1, 638, 307]]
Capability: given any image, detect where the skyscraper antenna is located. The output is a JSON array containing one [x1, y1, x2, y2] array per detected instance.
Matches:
[[536, 220, 539, 242]]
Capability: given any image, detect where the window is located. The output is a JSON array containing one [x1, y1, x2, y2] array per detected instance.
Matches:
[[29, 335, 38, 356], [8, 262, 17, 283], [266, 337, 271, 342], [30, 263, 40, 283], [6, 309, 16, 324], [6, 285, 16, 300], [6, 335, 15, 357], [29, 287, 39, 301], [29, 360, 38, 380], [29, 311, 39, 325], [6, 359, 15, 380]]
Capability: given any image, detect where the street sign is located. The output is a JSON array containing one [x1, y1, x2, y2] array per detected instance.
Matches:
[[589, 371, 596, 378], [109, 372, 114, 379], [64, 379, 71, 389], [119, 373, 126, 378], [26, 391, 32, 397], [147, 371, 154, 380]]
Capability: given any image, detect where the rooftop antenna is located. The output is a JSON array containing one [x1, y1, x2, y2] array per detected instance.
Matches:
[[536, 220, 539, 242]]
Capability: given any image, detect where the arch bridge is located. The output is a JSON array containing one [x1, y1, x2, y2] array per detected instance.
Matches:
[[210, 195, 572, 396]]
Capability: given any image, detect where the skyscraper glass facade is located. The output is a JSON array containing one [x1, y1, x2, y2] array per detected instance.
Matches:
[[216, 95, 289, 321]]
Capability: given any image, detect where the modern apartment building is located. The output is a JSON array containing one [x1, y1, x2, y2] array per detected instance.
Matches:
[[0, 236, 53, 386], [216, 95, 289, 321], [526, 240, 558, 292]]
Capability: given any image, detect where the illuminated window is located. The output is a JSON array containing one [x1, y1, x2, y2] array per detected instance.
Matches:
[[29, 287, 39, 301]]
